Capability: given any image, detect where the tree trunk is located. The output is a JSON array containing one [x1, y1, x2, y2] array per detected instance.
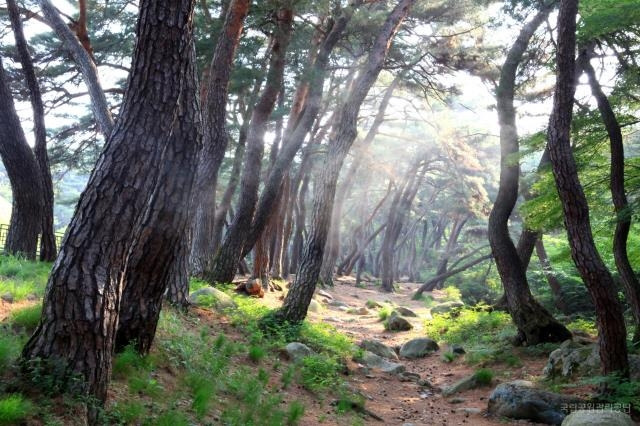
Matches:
[[39, 0, 114, 136], [7, 0, 56, 261], [320, 75, 400, 286], [535, 238, 568, 314], [0, 58, 43, 260], [22, 0, 200, 412], [414, 254, 493, 298], [579, 45, 640, 344], [189, 0, 250, 277], [209, 8, 293, 284], [547, 0, 628, 376], [431, 215, 468, 289], [487, 4, 571, 345], [242, 5, 358, 258], [381, 158, 425, 292], [277, 0, 415, 323]]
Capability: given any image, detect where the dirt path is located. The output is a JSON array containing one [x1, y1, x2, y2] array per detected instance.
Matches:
[[262, 277, 551, 426]]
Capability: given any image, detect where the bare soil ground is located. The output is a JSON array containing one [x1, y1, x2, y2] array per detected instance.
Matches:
[[259, 276, 587, 426]]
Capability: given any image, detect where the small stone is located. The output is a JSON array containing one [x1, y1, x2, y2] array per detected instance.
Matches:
[[308, 299, 322, 313], [395, 306, 418, 317], [386, 312, 413, 331], [284, 342, 314, 362], [317, 289, 333, 300], [328, 299, 349, 307], [399, 338, 439, 359], [1, 292, 14, 303], [356, 350, 406, 375], [359, 339, 399, 361], [561, 410, 635, 426], [451, 345, 465, 354], [448, 397, 466, 404], [458, 408, 481, 415], [398, 372, 421, 382], [26, 293, 39, 301], [189, 287, 236, 310]]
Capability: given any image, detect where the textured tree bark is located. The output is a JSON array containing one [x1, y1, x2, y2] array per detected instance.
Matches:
[[547, 0, 628, 376], [208, 9, 293, 284], [21, 0, 200, 413], [7, 0, 56, 261], [188, 0, 250, 277], [578, 46, 640, 344], [166, 235, 191, 308], [0, 57, 43, 260], [39, 0, 114, 136], [277, 0, 415, 323], [487, 4, 571, 345]]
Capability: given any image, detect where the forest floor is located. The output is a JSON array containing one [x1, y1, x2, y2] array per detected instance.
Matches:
[[256, 276, 593, 426], [0, 256, 601, 425]]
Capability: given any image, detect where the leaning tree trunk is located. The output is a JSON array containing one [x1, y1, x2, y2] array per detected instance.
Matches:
[[40, 0, 114, 136], [487, 4, 571, 345], [189, 0, 250, 277], [277, 0, 415, 323], [579, 45, 640, 344], [209, 9, 293, 284], [117, 1, 250, 349], [0, 58, 43, 260], [7, 0, 56, 261], [241, 4, 358, 259], [320, 75, 399, 286], [21, 0, 200, 414], [547, 0, 628, 377], [535, 238, 568, 314]]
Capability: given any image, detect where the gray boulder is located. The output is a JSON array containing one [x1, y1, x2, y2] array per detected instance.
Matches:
[[562, 410, 635, 426], [284, 342, 314, 362], [488, 381, 581, 425], [395, 306, 418, 317], [386, 312, 413, 331], [356, 350, 405, 375], [442, 373, 489, 396], [399, 338, 439, 359], [308, 299, 322, 313], [189, 287, 236, 309], [327, 299, 349, 308], [430, 301, 464, 314], [359, 339, 399, 361], [543, 340, 600, 379], [545, 340, 640, 380]]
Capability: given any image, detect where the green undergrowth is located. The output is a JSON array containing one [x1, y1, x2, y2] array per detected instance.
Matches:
[[0, 260, 363, 424], [425, 306, 525, 366], [0, 256, 51, 301]]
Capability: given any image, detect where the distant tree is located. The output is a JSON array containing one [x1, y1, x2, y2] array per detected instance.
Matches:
[[208, 7, 294, 284], [0, 57, 43, 259], [6, 0, 56, 261], [276, 0, 416, 323]]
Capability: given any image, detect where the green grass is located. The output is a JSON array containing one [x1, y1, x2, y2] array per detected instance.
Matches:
[[441, 285, 462, 302], [0, 394, 32, 425], [299, 355, 341, 392], [112, 344, 154, 378], [9, 304, 42, 330], [424, 306, 514, 345], [377, 305, 393, 322], [248, 344, 267, 363], [109, 400, 146, 424], [567, 317, 597, 336], [472, 368, 494, 386], [0, 256, 51, 301], [0, 335, 20, 374]]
